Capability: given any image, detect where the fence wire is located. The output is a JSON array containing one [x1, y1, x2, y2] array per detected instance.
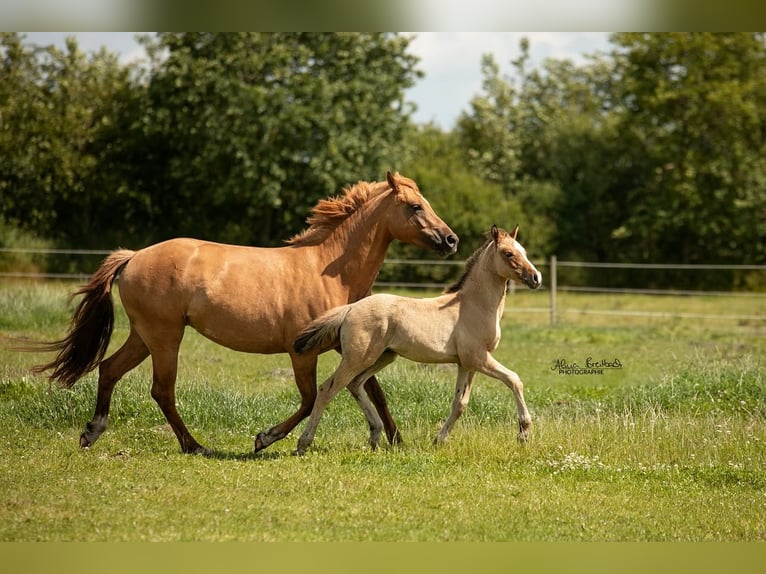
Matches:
[[1, 248, 764, 324]]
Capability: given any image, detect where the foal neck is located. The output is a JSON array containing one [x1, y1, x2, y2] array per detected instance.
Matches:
[[459, 244, 509, 311]]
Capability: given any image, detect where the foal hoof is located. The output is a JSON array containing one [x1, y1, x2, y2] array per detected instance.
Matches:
[[79, 434, 92, 449]]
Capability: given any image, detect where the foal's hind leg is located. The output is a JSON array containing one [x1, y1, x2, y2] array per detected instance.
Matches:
[[434, 368, 476, 445], [364, 375, 403, 445], [348, 351, 398, 450], [80, 328, 149, 448], [296, 351, 397, 455], [347, 378, 385, 451]]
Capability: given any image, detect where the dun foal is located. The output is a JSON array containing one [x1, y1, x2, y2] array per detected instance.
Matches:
[[293, 224, 541, 454]]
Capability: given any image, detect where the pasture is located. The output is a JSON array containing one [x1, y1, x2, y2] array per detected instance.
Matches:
[[0, 280, 764, 541]]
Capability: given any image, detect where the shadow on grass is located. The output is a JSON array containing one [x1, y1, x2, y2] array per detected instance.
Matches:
[[202, 447, 296, 461]]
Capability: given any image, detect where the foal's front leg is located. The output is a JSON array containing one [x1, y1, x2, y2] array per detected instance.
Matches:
[[477, 354, 532, 442], [434, 368, 476, 445]]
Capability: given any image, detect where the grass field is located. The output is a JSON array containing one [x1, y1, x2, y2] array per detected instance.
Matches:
[[0, 280, 764, 541]]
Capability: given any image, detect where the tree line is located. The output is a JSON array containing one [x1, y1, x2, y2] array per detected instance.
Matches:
[[1, 32, 764, 289]]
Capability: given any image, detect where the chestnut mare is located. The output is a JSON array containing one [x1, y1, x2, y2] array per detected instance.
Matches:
[[293, 225, 541, 455], [30, 172, 458, 454]]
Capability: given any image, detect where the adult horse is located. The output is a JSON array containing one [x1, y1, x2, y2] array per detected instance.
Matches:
[[29, 172, 458, 454], [293, 224, 540, 454]]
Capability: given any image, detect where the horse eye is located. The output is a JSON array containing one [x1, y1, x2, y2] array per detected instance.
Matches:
[[504, 251, 514, 259], [411, 204, 423, 212]]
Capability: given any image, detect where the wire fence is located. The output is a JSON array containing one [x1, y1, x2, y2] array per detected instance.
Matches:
[[1, 248, 764, 325]]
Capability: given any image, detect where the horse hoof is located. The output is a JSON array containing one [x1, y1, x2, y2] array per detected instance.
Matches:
[[254, 433, 268, 453], [79, 434, 92, 448]]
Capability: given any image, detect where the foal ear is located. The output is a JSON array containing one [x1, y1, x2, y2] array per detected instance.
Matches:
[[509, 224, 519, 240], [386, 171, 400, 193], [491, 224, 500, 243]]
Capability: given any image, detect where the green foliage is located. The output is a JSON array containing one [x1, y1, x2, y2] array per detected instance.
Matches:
[[1, 32, 420, 249], [609, 33, 766, 270], [121, 32, 421, 245], [0, 33, 134, 249], [2, 33, 766, 289], [455, 33, 766, 289]]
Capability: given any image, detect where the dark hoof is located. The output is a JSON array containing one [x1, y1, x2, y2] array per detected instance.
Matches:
[[389, 430, 404, 446], [181, 441, 209, 455], [254, 432, 268, 453], [79, 434, 92, 448]]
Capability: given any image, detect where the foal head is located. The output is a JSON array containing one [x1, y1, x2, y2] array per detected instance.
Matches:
[[384, 172, 459, 256], [491, 224, 542, 289]]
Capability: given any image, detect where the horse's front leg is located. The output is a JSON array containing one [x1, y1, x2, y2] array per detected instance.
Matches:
[[254, 353, 317, 453], [434, 368, 476, 445], [476, 354, 532, 442]]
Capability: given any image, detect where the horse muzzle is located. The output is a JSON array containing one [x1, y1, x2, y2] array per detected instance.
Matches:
[[432, 229, 459, 256]]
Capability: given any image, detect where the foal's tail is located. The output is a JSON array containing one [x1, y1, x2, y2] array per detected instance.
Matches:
[[294, 305, 353, 354], [24, 250, 135, 388]]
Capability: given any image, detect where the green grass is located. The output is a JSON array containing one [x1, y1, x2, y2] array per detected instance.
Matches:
[[1, 280, 765, 541]]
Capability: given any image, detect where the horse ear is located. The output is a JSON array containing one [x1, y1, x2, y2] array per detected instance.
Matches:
[[491, 225, 500, 243], [386, 171, 400, 193], [510, 224, 519, 240]]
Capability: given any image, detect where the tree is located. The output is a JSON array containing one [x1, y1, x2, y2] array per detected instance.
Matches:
[[610, 32, 766, 268], [455, 34, 766, 290], [0, 33, 135, 251], [124, 32, 422, 246]]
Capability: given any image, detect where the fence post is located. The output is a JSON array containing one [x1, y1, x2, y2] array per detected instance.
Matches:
[[549, 255, 557, 326]]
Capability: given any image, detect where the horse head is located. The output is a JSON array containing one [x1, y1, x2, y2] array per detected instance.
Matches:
[[385, 171, 458, 256], [491, 224, 541, 289]]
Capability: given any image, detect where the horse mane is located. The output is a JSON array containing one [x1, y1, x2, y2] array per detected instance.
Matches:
[[444, 238, 494, 293], [286, 179, 394, 247]]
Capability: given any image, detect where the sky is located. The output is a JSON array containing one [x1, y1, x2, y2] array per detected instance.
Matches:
[[21, 32, 612, 130]]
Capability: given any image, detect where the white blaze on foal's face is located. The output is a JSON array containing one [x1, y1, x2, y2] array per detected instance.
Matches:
[[492, 225, 542, 289]]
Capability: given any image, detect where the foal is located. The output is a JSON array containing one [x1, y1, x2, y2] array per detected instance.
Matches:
[[293, 224, 541, 454]]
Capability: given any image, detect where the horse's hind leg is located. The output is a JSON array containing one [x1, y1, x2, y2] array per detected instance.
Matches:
[[148, 344, 207, 454], [80, 328, 149, 448]]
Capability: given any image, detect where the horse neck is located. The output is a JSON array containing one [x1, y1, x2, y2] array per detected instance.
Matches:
[[316, 195, 394, 300]]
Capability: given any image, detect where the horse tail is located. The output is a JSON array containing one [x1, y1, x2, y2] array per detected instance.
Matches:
[[294, 304, 353, 354], [27, 249, 135, 388]]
